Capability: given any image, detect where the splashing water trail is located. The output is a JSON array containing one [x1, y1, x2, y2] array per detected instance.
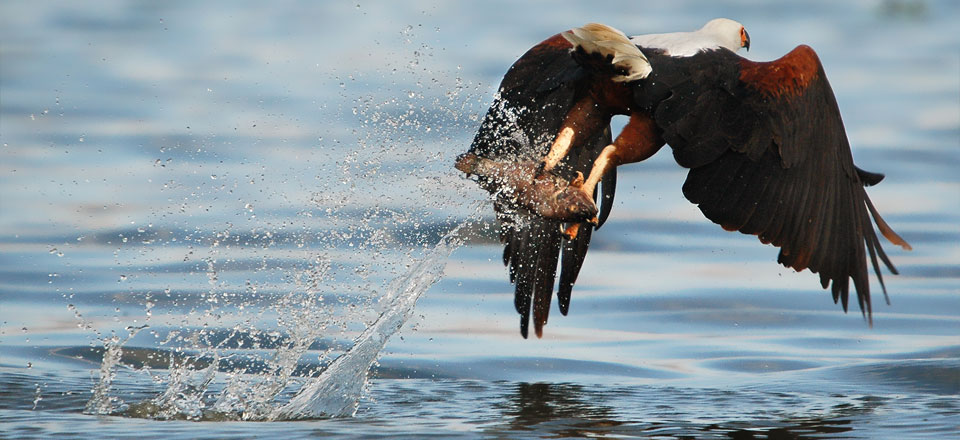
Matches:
[[84, 325, 148, 415], [83, 209, 482, 421], [272, 225, 467, 420], [71, 18, 492, 420]]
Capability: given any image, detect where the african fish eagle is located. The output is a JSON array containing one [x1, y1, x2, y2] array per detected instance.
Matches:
[[459, 19, 912, 338]]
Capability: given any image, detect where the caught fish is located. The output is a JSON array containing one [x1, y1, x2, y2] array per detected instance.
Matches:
[[455, 153, 598, 223]]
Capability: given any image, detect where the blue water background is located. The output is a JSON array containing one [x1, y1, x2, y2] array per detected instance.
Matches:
[[1, 0, 958, 438]]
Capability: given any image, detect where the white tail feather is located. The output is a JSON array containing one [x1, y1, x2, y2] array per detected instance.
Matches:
[[562, 23, 651, 82]]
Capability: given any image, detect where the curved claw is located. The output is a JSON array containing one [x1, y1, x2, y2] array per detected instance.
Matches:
[[533, 160, 547, 180], [570, 171, 584, 188], [562, 223, 582, 241]]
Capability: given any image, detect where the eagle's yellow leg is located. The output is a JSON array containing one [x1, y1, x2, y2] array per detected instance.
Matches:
[[585, 113, 665, 199], [563, 113, 665, 240], [539, 96, 607, 175]]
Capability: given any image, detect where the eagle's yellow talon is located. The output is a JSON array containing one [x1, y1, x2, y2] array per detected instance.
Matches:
[[570, 171, 584, 188], [563, 223, 582, 240]]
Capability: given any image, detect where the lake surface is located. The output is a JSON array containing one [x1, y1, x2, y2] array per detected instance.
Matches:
[[1, 1, 958, 438]]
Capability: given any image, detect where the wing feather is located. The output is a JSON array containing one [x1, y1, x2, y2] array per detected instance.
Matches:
[[558, 224, 592, 315], [468, 34, 615, 337], [532, 224, 562, 337], [641, 46, 909, 320], [597, 167, 617, 227]]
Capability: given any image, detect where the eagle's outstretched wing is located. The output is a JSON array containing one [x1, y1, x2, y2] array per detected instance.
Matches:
[[636, 45, 911, 321]]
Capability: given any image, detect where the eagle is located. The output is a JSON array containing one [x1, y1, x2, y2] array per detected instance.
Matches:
[[457, 19, 912, 338]]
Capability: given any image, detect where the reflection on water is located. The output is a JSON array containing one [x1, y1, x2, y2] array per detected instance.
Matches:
[[490, 382, 858, 439], [1, 0, 959, 437], [496, 383, 625, 436]]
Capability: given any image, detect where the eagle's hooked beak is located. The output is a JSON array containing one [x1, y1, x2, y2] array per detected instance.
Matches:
[[741, 27, 751, 51]]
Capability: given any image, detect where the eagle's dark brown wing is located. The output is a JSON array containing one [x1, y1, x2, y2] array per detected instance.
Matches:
[[636, 45, 911, 322], [467, 34, 615, 337]]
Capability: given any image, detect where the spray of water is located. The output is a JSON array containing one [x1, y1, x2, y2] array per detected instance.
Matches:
[[83, 325, 147, 415], [83, 218, 476, 420], [271, 224, 467, 419], [78, 20, 492, 420]]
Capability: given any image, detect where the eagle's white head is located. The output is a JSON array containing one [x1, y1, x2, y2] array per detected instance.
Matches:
[[700, 18, 750, 52]]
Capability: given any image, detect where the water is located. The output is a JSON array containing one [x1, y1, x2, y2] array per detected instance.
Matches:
[[2, 1, 959, 438], [272, 224, 467, 420]]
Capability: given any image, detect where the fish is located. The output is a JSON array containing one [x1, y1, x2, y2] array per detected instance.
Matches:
[[455, 153, 598, 224]]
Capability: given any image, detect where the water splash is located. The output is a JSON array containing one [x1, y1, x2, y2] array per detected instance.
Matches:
[[75, 19, 486, 419], [83, 216, 476, 421], [272, 224, 466, 420], [84, 325, 148, 415]]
